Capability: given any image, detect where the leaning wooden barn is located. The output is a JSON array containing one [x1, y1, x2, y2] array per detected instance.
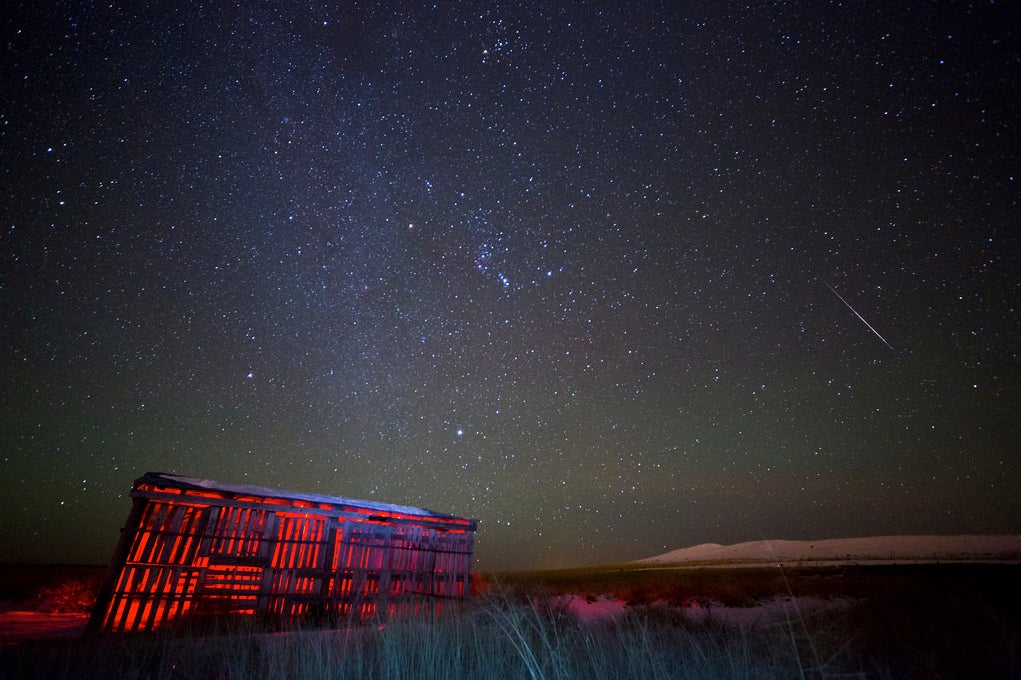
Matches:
[[89, 472, 477, 633]]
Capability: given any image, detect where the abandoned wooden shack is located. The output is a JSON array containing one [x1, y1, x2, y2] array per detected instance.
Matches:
[[89, 472, 477, 633]]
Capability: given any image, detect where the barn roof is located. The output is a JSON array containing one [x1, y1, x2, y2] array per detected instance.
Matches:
[[135, 471, 476, 525]]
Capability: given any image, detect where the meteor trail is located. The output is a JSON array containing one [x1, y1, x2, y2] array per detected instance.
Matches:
[[826, 283, 895, 350]]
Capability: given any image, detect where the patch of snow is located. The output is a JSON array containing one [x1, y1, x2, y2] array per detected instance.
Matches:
[[547, 594, 858, 629], [550, 594, 628, 623], [677, 596, 857, 627]]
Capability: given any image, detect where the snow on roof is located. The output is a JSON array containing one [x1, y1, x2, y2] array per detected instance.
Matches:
[[137, 471, 475, 524]]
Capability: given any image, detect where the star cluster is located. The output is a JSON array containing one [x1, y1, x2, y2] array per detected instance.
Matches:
[[2, 1, 1018, 570]]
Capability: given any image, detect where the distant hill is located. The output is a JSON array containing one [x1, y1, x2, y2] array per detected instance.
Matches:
[[636, 535, 1021, 565]]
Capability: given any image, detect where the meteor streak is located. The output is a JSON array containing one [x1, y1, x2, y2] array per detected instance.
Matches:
[[826, 283, 895, 350]]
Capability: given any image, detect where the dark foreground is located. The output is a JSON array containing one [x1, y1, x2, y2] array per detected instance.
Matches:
[[0, 563, 1018, 678]]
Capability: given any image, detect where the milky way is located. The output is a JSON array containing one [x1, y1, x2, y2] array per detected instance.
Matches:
[[2, 2, 1018, 569]]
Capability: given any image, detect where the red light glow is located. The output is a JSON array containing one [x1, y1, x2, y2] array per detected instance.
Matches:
[[91, 474, 476, 632]]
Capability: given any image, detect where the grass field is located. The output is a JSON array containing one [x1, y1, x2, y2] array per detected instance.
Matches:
[[1, 563, 1018, 678]]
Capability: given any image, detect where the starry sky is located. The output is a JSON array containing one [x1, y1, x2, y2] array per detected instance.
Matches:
[[1, 2, 1018, 571]]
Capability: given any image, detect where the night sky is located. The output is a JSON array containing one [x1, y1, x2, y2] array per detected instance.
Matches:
[[2, 2, 1018, 571]]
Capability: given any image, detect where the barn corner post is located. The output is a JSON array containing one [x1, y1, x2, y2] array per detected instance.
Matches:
[[87, 494, 147, 634]]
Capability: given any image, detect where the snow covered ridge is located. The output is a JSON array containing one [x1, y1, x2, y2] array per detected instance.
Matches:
[[636, 535, 1021, 565]]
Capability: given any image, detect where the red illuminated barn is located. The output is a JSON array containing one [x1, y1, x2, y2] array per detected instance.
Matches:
[[89, 472, 477, 632]]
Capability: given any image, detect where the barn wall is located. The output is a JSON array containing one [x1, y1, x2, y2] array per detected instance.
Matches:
[[92, 485, 475, 632]]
